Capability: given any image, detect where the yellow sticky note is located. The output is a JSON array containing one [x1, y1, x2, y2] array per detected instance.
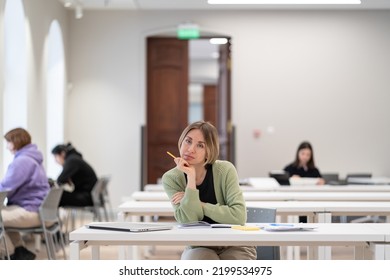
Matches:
[[231, 225, 260, 231]]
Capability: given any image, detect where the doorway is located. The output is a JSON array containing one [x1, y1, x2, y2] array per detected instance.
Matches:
[[145, 36, 232, 185]]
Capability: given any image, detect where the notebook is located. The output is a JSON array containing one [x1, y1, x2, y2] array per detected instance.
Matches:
[[177, 221, 234, 229], [86, 222, 173, 232], [261, 223, 317, 231]]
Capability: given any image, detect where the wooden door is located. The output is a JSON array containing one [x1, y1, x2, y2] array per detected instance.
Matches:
[[146, 38, 189, 184], [203, 85, 217, 126], [217, 41, 232, 161]]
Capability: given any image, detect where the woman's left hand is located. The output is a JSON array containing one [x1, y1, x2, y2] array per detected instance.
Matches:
[[171, 191, 185, 205]]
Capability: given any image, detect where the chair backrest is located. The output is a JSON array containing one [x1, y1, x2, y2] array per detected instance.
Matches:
[[247, 207, 280, 260], [346, 173, 372, 184], [322, 173, 339, 184], [0, 191, 7, 224], [0, 191, 8, 225], [0, 191, 7, 208], [39, 187, 63, 223], [91, 177, 106, 208]]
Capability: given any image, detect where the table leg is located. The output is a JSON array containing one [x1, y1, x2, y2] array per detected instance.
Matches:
[[317, 212, 332, 260], [91, 245, 101, 260], [69, 241, 85, 260], [369, 243, 385, 260]]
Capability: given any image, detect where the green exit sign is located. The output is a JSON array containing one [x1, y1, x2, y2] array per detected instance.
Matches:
[[177, 24, 199, 40]]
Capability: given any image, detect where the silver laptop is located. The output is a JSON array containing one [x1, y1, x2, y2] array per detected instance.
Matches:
[[86, 222, 173, 232]]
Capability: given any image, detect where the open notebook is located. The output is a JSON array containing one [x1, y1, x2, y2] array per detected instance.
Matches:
[[86, 222, 173, 232]]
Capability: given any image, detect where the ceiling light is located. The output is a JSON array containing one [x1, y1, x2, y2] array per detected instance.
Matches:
[[64, 1, 73, 8], [210, 38, 228, 45], [75, 5, 83, 19], [208, 0, 361, 4]]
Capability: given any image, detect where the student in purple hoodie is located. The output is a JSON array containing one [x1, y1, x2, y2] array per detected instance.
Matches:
[[0, 128, 50, 260]]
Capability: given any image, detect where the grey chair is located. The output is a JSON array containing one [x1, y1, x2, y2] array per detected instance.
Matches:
[[5, 187, 66, 260], [343, 173, 383, 223], [64, 176, 112, 233], [0, 191, 10, 260], [321, 173, 339, 184], [246, 207, 280, 260], [346, 173, 372, 184]]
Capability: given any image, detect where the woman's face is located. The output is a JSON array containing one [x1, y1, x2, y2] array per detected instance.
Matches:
[[179, 129, 207, 166], [298, 148, 312, 166], [6, 141, 16, 154], [54, 152, 66, 166]]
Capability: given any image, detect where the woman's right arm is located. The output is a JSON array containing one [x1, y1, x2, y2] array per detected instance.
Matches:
[[162, 171, 204, 223]]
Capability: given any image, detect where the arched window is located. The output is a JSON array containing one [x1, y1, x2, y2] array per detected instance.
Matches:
[[3, 0, 27, 173], [46, 20, 65, 178]]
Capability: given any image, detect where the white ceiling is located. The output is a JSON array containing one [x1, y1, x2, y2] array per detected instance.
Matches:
[[61, 0, 390, 10]]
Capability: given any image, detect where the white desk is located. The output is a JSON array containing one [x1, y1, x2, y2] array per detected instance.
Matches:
[[143, 184, 390, 193], [117, 200, 390, 260], [131, 191, 390, 202], [69, 222, 389, 260], [117, 200, 390, 224]]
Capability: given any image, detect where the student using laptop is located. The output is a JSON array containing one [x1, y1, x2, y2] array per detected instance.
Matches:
[[0, 128, 50, 260], [284, 141, 324, 223], [162, 121, 256, 260], [283, 141, 325, 185]]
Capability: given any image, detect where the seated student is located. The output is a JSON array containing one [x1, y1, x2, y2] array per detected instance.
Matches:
[[284, 141, 325, 185], [284, 141, 324, 223], [162, 121, 256, 260], [0, 128, 50, 260], [51, 143, 98, 207]]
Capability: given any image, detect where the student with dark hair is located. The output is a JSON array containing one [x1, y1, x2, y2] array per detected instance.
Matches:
[[284, 141, 325, 185], [162, 121, 256, 260], [284, 141, 324, 223], [51, 143, 98, 207], [0, 128, 50, 260]]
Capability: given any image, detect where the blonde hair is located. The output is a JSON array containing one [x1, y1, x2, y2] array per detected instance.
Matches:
[[178, 121, 219, 165]]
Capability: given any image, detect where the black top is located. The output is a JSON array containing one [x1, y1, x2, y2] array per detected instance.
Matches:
[[284, 163, 322, 178], [57, 148, 98, 195], [185, 164, 217, 224]]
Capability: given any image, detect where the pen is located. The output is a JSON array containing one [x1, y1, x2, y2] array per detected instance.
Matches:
[[166, 151, 176, 159]]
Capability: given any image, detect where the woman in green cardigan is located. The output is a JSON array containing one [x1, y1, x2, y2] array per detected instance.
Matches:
[[162, 121, 256, 260]]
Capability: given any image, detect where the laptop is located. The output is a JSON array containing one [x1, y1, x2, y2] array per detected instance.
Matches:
[[86, 222, 173, 232], [269, 171, 290, 186]]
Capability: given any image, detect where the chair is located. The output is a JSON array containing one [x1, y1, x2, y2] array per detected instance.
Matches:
[[5, 187, 66, 260], [0, 191, 10, 260], [321, 173, 339, 184], [246, 207, 280, 260], [64, 176, 112, 233], [346, 173, 372, 184], [343, 173, 382, 223]]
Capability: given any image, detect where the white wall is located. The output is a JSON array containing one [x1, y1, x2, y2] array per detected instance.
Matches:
[[66, 10, 390, 209], [3, 6, 388, 209], [0, 0, 68, 173]]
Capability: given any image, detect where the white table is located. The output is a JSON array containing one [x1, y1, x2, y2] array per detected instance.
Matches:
[[143, 183, 390, 193], [131, 191, 390, 202], [69, 222, 390, 260], [117, 200, 390, 260], [117, 200, 390, 224]]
